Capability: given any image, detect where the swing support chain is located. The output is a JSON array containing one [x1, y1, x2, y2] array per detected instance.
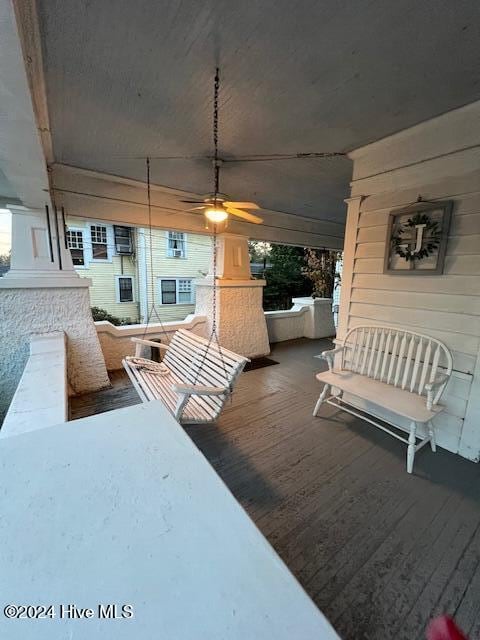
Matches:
[[139, 67, 233, 395]]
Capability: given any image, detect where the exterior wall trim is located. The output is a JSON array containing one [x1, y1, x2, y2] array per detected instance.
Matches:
[[336, 197, 363, 342]]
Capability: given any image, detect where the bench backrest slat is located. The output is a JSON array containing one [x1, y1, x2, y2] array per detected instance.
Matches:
[[418, 340, 432, 395], [341, 326, 452, 405], [401, 334, 415, 390]]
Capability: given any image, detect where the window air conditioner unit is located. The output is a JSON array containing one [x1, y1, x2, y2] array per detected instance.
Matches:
[[173, 249, 183, 258], [114, 225, 134, 255], [116, 241, 133, 255]]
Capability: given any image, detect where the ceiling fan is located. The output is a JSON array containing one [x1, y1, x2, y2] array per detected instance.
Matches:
[[181, 190, 263, 225], [181, 69, 264, 228]]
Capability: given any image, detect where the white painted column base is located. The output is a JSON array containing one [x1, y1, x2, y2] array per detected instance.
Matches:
[[0, 283, 110, 422], [195, 278, 270, 359]]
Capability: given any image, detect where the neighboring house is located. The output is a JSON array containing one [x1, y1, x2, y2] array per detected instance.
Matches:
[[65, 217, 212, 323]]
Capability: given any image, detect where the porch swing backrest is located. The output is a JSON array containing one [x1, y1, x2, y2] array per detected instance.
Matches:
[[164, 329, 246, 393], [340, 326, 453, 405], [124, 329, 249, 424]]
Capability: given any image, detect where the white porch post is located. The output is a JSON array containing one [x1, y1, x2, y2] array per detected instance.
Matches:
[[0, 207, 109, 421], [336, 196, 363, 342], [5, 205, 76, 280], [194, 233, 270, 358]]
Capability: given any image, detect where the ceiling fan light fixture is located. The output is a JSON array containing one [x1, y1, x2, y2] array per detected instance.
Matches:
[[205, 207, 228, 223]]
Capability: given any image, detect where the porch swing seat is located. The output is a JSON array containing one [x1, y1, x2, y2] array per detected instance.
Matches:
[[123, 329, 249, 424]]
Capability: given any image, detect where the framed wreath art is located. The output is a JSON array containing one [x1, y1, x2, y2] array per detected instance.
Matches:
[[384, 200, 452, 275]]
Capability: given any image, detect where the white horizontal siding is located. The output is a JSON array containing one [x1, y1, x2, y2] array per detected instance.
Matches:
[[353, 273, 480, 296], [349, 303, 480, 339], [351, 288, 480, 316], [358, 191, 480, 220], [354, 255, 480, 276], [356, 235, 480, 259], [347, 316, 476, 373], [341, 116, 480, 459]]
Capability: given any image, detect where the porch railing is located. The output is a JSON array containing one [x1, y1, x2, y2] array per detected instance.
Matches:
[[95, 315, 208, 370], [94, 298, 335, 371]]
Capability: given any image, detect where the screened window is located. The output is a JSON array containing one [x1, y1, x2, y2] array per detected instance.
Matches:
[[66, 230, 85, 266], [159, 278, 194, 304], [116, 276, 134, 303], [90, 224, 108, 259], [166, 231, 186, 258]]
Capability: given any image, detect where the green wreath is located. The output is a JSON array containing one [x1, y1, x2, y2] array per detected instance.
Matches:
[[391, 213, 442, 262]]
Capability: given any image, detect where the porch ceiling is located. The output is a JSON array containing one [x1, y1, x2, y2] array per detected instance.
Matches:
[[36, 0, 480, 224]]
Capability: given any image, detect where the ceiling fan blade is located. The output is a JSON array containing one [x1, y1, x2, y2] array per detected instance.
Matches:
[[187, 206, 207, 211], [180, 199, 206, 204], [224, 201, 259, 210], [226, 207, 263, 224]]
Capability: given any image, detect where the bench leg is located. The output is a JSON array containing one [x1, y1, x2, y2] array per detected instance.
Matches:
[[407, 421, 417, 474], [313, 384, 330, 417], [428, 420, 437, 452]]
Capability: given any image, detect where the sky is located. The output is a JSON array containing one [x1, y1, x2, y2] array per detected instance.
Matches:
[[0, 210, 12, 256]]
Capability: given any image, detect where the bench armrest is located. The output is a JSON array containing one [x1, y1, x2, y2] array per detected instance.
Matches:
[[314, 347, 343, 371], [131, 337, 169, 357], [424, 374, 449, 391], [173, 383, 228, 397], [425, 374, 450, 409]]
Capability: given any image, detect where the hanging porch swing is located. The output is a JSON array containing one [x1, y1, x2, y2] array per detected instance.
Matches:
[[122, 68, 249, 424]]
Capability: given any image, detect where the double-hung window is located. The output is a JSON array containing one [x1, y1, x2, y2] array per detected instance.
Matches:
[[115, 275, 134, 303], [66, 229, 85, 266], [159, 278, 194, 304], [166, 231, 186, 258], [90, 224, 108, 260], [177, 279, 193, 303]]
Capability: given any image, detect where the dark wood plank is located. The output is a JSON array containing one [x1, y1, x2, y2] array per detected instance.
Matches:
[[69, 369, 140, 420], [69, 338, 480, 640]]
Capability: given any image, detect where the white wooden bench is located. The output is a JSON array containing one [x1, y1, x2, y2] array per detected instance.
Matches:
[[123, 329, 248, 424], [313, 326, 453, 473]]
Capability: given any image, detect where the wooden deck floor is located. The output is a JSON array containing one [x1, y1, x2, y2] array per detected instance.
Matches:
[[70, 338, 480, 640]]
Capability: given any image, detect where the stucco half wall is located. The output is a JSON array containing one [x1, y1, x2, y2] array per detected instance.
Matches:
[[95, 298, 336, 371]]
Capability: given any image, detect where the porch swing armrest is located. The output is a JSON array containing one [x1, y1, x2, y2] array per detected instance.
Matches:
[[173, 383, 229, 397], [131, 337, 169, 350]]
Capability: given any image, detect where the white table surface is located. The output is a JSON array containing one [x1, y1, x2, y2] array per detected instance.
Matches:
[[0, 400, 339, 639]]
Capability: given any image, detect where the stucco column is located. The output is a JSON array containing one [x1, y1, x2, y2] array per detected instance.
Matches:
[[194, 233, 270, 358], [0, 207, 109, 421]]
